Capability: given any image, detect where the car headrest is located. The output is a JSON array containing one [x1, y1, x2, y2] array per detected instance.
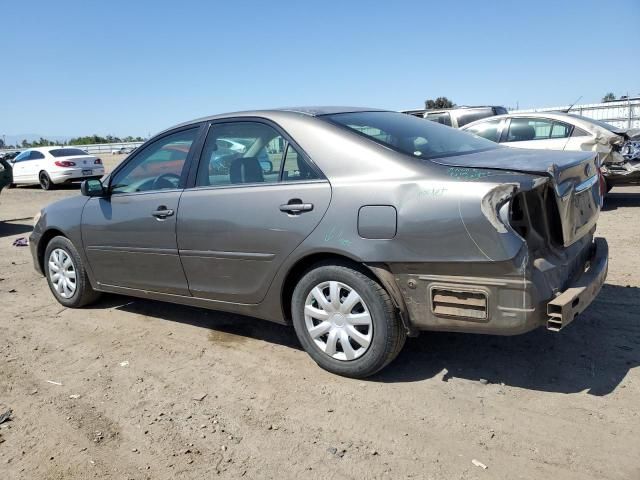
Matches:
[[230, 157, 264, 184], [510, 123, 536, 141]]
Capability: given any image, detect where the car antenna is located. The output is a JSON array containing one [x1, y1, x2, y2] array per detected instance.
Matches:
[[561, 95, 582, 113]]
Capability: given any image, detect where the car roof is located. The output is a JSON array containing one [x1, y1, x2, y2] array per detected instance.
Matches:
[[25, 146, 63, 152], [461, 111, 623, 135], [161, 106, 387, 134]]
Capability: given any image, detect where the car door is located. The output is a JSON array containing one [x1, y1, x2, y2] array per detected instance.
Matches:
[[27, 150, 47, 181], [177, 120, 331, 304], [10, 151, 31, 183], [81, 126, 202, 295]]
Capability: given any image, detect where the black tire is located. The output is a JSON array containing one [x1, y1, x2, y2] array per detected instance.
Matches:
[[291, 262, 406, 378], [605, 181, 613, 194], [39, 171, 55, 190], [44, 236, 100, 308]]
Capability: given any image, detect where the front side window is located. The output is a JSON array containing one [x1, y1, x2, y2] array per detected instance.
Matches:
[[110, 128, 198, 194], [505, 118, 555, 142], [464, 119, 502, 143], [196, 122, 285, 187], [14, 151, 30, 162], [322, 111, 497, 160], [30, 151, 45, 160]]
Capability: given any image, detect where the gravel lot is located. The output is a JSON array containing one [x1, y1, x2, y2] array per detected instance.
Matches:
[[1, 154, 639, 479]]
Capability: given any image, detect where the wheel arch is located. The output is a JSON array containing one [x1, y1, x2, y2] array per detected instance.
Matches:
[[37, 228, 66, 273], [280, 252, 417, 336]]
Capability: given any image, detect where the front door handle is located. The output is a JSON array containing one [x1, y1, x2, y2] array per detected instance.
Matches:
[[152, 206, 175, 219], [279, 201, 314, 214]]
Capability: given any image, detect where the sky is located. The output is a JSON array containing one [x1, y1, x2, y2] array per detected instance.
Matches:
[[1, 0, 639, 139]]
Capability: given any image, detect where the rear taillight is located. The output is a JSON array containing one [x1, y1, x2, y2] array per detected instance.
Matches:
[[598, 166, 606, 206], [94, 158, 102, 165], [54, 160, 76, 167]]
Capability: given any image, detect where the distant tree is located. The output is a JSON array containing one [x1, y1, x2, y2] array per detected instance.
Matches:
[[21, 139, 29, 148], [602, 92, 616, 102], [425, 97, 455, 109]]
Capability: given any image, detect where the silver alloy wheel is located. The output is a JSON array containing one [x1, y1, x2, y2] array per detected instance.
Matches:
[[304, 281, 373, 361], [48, 248, 77, 299]]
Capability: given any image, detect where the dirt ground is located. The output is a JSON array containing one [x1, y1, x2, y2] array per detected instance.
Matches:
[[1, 154, 639, 479]]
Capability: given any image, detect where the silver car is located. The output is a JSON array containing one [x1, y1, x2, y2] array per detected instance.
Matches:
[[30, 108, 608, 378]]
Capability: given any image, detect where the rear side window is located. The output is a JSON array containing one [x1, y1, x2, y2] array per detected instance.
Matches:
[[49, 148, 89, 157], [465, 119, 502, 142], [571, 127, 590, 137], [506, 118, 555, 142], [282, 144, 321, 182], [424, 112, 452, 127], [550, 122, 571, 138], [196, 122, 285, 187]]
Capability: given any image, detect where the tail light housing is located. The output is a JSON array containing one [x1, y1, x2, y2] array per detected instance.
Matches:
[[54, 160, 76, 167], [597, 160, 606, 206], [94, 158, 102, 165]]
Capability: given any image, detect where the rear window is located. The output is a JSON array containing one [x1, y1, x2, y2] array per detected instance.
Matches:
[[49, 148, 89, 157], [322, 111, 498, 160]]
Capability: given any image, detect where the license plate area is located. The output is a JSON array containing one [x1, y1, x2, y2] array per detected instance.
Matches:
[[82, 169, 92, 176]]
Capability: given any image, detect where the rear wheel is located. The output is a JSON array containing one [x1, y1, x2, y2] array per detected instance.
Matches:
[[44, 236, 100, 307], [291, 263, 406, 378], [39, 171, 54, 190]]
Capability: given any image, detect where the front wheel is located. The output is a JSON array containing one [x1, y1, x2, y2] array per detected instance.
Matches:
[[44, 236, 100, 307], [291, 263, 406, 378]]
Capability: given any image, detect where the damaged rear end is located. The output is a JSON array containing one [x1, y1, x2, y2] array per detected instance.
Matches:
[[420, 148, 609, 334], [506, 153, 607, 331]]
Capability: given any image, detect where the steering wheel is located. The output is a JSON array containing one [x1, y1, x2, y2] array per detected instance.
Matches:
[[152, 173, 181, 190]]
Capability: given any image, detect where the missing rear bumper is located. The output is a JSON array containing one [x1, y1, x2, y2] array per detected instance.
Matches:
[[546, 237, 608, 332]]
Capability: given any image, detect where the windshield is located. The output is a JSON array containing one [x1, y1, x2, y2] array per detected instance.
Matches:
[[322, 111, 498, 160], [49, 148, 90, 157]]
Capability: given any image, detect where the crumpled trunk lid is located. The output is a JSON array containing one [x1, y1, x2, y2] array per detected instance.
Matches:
[[431, 147, 601, 247]]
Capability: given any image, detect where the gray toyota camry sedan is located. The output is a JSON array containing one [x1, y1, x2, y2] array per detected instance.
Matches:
[[30, 107, 608, 378]]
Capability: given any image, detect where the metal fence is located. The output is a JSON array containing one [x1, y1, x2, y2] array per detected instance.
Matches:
[[0, 141, 145, 155], [510, 97, 640, 130]]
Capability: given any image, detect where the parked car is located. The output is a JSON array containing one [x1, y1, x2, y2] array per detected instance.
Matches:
[[30, 108, 607, 378], [111, 146, 137, 155], [0, 157, 13, 193], [461, 112, 640, 191], [10, 147, 105, 190], [0, 151, 21, 162], [403, 106, 508, 128]]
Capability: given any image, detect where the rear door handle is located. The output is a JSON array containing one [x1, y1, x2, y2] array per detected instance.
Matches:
[[152, 206, 175, 219], [279, 202, 314, 214]]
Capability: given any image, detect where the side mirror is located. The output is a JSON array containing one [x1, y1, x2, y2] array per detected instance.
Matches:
[[81, 179, 106, 197]]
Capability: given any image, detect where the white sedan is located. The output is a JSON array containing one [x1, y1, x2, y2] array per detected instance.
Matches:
[[10, 147, 105, 190], [461, 112, 640, 191]]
